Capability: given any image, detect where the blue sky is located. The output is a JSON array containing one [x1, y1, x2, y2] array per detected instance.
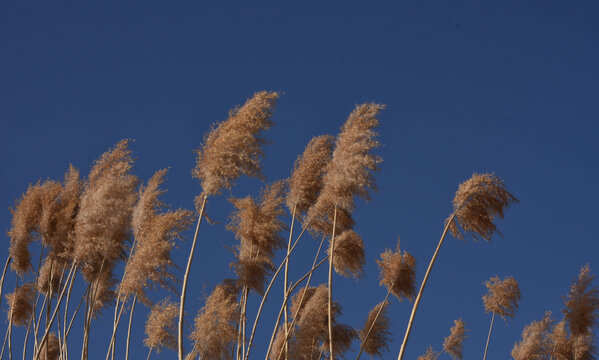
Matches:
[[1, 1, 598, 359]]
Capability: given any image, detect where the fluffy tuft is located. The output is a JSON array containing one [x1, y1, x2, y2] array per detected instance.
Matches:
[[329, 229, 365, 278], [443, 318, 467, 360], [511, 312, 552, 360], [144, 298, 179, 352], [483, 275, 521, 321], [6, 282, 34, 326], [376, 242, 417, 301], [359, 300, 391, 357]]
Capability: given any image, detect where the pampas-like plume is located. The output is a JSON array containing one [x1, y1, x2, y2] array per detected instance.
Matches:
[[330, 229, 365, 278], [548, 319, 572, 359], [449, 173, 518, 241], [144, 298, 179, 353], [376, 242, 417, 301], [359, 301, 392, 357], [119, 169, 194, 305], [192, 91, 279, 197], [417, 347, 439, 360], [39, 332, 60, 360], [564, 265, 599, 338], [306, 103, 383, 236], [189, 280, 239, 360], [73, 139, 138, 282], [6, 282, 34, 326], [483, 276, 521, 320], [229, 181, 287, 294], [286, 135, 335, 216], [511, 312, 552, 360], [443, 319, 467, 360], [37, 256, 64, 295]]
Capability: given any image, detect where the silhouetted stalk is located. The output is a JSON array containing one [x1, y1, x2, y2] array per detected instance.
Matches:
[[283, 205, 297, 360], [34, 261, 76, 360], [265, 254, 330, 360], [273, 235, 326, 360], [0, 257, 11, 314], [356, 288, 392, 360], [328, 205, 338, 360], [482, 312, 495, 360], [397, 213, 455, 360], [179, 194, 207, 360], [244, 223, 310, 360], [125, 295, 137, 360]]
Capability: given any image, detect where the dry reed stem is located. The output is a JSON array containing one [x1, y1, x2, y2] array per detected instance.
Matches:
[[482, 313, 495, 360], [125, 295, 137, 360], [0, 257, 12, 315]]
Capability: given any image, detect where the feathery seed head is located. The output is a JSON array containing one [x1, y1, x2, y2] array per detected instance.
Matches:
[[192, 91, 279, 196], [306, 103, 383, 236], [329, 229, 365, 278], [144, 298, 179, 352], [563, 264, 599, 338], [511, 312, 553, 360], [287, 135, 334, 216], [483, 275, 521, 320], [6, 282, 34, 326], [376, 242, 417, 301], [39, 332, 60, 360], [449, 173, 518, 241], [444, 319, 467, 360], [359, 300, 392, 357], [190, 280, 240, 359], [417, 347, 439, 360], [289, 287, 318, 322], [37, 256, 65, 295]]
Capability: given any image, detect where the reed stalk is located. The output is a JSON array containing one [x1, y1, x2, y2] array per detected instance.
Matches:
[[328, 205, 338, 360], [178, 194, 207, 360], [283, 205, 297, 360], [125, 295, 137, 360], [0, 257, 11, 314], [483, 313, 495, 360]]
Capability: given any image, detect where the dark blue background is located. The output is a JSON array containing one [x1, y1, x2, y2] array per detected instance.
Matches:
[[1, 1, 598, 359]]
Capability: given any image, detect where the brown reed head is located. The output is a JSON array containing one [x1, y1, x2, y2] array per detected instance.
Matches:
[[229, 181, 286, 294], [376, 240, 417, 301], [289, 286, 317, 322], [443, 318, 467, 360], [192, 91, 279, 197], [90, 262, 116, 317], [190, 279, 240, 359], [120, 169, 194, 305], [417, 346, 439, 360], [306, 103, 384, 236], [448, 173, 518, 241], [39, 332, 60, 360], [549, 319, 573, 360], [144, 298, 179, 353], [483, 275, 521, 320], [6, 282, 34, 326], [329, 229, 365, 278], [73, 139, 138, 283], [359, 300, 392, 357], [563, 265, 599, 338], [286, 135, 334, 216], [511, 312, 553, 360], [37, 255, 65, 295]]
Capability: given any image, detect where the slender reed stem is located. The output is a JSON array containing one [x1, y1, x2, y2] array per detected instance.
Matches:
[[7, 276, 19, 360], [107, 297, 127, 360], [61, 264, 78, 360], [34, 262, 76, 360], [328, 205, 338, 360], [397, 214, 455, 360], [356, 288, 392, 360], [283, 206, 297, 360], [236, 288, 247, 360], [22, 319, 31, 360], [125, 295, 137, 360], [0, 257, 11, 314], [243, 223, 310, 360], [1, 322, 8, 360], [483, 312, 495, 360], [179, 194, 207, 360], [62, 281, 88, 360], [241, 287, 249, 360], [273, 236, 326, 360], [146, 346, 153, 360], [81, 258, 105, 360]]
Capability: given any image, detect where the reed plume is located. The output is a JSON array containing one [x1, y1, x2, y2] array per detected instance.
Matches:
[[192, 91, 279, 197], [119, 169, 194, 305], [359, 300, 392, 357], [37, 256, 64, 295], [443, 319, 466, 360], [144, 298, 179, 353], [377, 242, 417, 301], [549, 319, 572, 359], [330, 229, 365, 278], [229, 181, 287, 294], [189, 280, 239, 360], [449, 173, 518, 241], [286, 135, 334, 217], [417, 347, 439, 360], [483, 275, 521, 320], [511, 312, 552, 360], [39, 332, 60, 360], [564, 265, 599, 339], [6, 282, 34, 326]]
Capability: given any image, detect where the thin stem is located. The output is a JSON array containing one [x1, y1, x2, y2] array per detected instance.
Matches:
[[61, 263, 79, 360], [283, 205, 297, 360], [243, 223, 310, 360], [397, 213, 455, 360], [328, 205, 338, 360], [179, 194, 207, 360], [483, 312, 495, 360], [356, 288, 392, 360], [22, 318, 32, 360], [1, 321, 8, 360], [8, 276, 19, 360], [241, 287, 249, 360], [125, 295, 137, 360], [146, 346, 153, 360], [0, 257, 11, 314], [106, 297, 128, 360]]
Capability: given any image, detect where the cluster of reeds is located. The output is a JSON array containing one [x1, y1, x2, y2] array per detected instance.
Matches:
[[1, 91, 597, 360]]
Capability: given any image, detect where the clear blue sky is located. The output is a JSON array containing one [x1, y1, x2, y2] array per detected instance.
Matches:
[[1, 1, 598, 359]]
